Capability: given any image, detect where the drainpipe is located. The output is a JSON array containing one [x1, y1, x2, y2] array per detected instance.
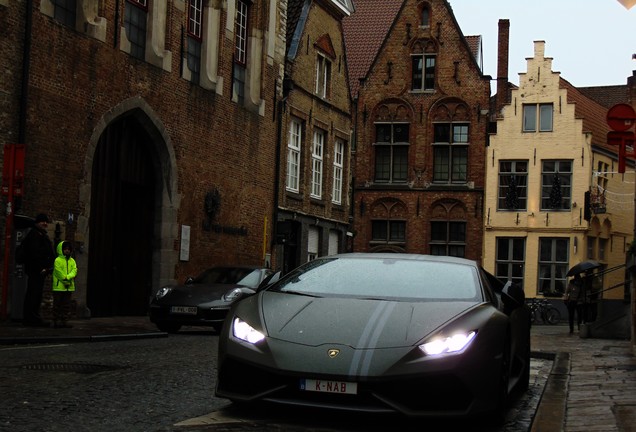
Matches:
[[272, 78, 291, 271], [2, 0, 33, 320], [19, 0, 33, 143]]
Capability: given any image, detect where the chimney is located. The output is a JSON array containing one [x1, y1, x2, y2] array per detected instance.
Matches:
[[496, 19, 510, 116]]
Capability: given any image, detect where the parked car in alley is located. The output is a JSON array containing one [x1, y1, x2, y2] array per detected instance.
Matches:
[[149, 266, 275, 333], [216, 253, 531, 420]]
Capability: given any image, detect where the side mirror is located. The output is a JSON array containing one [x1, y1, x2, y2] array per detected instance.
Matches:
[[257, 271, 281, 291], [501, 281, 525, 310]]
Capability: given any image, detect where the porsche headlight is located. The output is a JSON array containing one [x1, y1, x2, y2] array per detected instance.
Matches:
[[232, 317, 265, 344], [155, 287, 172, 300], [223, 288, 243, 302], [419, 331, 477, 356]]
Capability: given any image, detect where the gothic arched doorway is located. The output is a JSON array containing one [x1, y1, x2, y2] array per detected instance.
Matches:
[[87, 115, 157, 316]]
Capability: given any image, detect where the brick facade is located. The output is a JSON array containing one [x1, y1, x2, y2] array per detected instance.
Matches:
[[0, 0, 286, 317], [274, 0, 353, 272], [344, 0, 490, 262]]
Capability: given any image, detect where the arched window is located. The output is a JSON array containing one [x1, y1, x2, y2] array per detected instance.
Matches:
[[421, 4, 430, 27]]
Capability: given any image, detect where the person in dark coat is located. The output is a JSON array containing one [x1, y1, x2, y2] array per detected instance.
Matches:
[[20, 213, 55, 326]]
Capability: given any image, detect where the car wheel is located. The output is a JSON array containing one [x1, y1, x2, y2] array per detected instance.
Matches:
[[518, 331, 531, 392], [157, 322, 182, 333]]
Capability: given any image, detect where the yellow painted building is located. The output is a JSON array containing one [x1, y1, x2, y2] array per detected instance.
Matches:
[[484, 41, 633, 312]]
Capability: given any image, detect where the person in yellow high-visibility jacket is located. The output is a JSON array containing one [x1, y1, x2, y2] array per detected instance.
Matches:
[[52, 241, 77, 328]]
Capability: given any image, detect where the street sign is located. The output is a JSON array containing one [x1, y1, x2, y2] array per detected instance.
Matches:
[[607, 131, 635, 174], [607, 103, 636, 132]]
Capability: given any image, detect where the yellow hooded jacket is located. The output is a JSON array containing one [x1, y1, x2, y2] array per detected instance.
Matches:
[[52, 241, 77, 292]]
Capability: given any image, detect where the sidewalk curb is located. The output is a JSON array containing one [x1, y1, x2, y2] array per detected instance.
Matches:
[[530, 351, 570, 432], [0, 332, 167, 345]]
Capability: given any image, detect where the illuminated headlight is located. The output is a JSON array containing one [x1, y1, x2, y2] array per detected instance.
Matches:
[[223, 288, 243, 302], [419, 331, 477, 356], [155, 287, 172, 300], [232, 317, 265, 344]]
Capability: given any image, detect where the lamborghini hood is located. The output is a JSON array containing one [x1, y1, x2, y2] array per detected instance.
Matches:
[[261, 292, 477, 349]]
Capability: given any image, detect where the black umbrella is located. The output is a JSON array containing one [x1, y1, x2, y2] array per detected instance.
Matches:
[[566, 260, 600, 277]]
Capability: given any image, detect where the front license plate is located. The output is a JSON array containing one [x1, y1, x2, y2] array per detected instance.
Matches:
[[170, 306, 197, 315], [300, 379, 357, 395]]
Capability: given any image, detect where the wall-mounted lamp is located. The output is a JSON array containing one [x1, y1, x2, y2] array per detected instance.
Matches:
[[528, 212, 535, 217]]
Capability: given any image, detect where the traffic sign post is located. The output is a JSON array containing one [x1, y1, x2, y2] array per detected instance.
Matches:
[[607, 104, 636, 174], [1, 144, 26, 320]]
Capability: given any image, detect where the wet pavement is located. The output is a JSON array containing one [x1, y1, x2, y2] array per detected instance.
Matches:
[[0, 317, 634, 431]]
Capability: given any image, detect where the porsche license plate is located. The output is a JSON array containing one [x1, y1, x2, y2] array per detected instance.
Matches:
[[170, 306, 197, 315], [300, 379, 357, 394]]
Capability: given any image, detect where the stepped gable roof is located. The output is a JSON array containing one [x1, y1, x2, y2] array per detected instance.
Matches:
[[560, 77, 613, 150], [578, 85, 628, 109], [342, 0, 404, 99]]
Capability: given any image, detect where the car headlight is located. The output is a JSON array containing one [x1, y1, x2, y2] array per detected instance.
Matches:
[[155, 287, 172, 300], [419, 331, 477, 356], [223, 288, 243, 302], [232, 317, 265, 344]]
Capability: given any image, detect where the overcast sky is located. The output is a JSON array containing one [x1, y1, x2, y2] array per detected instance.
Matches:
[[448, 0, 635, 89]]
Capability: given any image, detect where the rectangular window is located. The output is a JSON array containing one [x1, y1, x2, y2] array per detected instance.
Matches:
[[430, 221, 466, 257], [311, 130, 324, 199], [498, 161, 528, 210], [232, 0, 248, 102], [411, 54, 436, 91], [186, 0, 203, 85], [495, 237, 526, 289], [308, 226, 319, 261], [433, 123, 469, 183], [332, 139, 344, 205], [53, 0, 76, 27], [124, 0, 148, 60], [374, 123, 409, 183], [541, 160, 572, 210], [538, 237, 569, 297], [187, 0, 203, 39], [234, 0, 248, 65], [523, 103, 553, 132], [371, 220, 406, 243], [599, 238, 607, 261], [286, 119, 302, 193], [316, 54, 332, 99]]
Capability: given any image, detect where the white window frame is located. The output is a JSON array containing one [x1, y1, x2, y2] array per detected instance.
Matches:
[[286, 119, 302, 193], [332, 139, 344, 204], [315, 53, 331, 99], [311, 130, 324, 199]]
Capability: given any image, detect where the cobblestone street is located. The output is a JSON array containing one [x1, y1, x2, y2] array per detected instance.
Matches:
[[0, 328, 552, 432]]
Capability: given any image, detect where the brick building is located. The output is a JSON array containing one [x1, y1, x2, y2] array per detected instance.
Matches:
[[274, 0, 354, 273], [342, 0, 490, 261], [0, 0, 286, 318]]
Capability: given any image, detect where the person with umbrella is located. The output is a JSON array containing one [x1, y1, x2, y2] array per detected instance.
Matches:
[[564, 273, 584, 334]]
